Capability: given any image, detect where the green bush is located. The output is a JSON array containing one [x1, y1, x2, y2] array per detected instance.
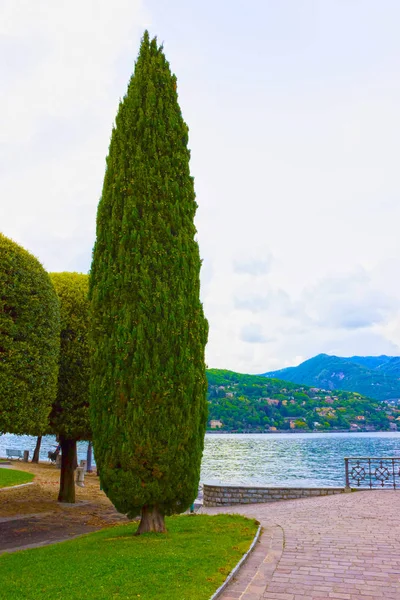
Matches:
[[0, 234, 60, 434]]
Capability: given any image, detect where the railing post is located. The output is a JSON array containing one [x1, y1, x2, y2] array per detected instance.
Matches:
[[392, 458, 396, 490], [344, 457, 350, 489]]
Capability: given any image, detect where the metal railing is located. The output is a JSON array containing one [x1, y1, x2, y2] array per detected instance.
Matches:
[[345, 457, 400, 489]]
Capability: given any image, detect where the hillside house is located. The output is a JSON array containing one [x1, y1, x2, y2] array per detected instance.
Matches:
[[266, 398, 280, 406], [284, 417, 303, 430], [316, 407, 336, 417], [210, 420, 223, 429]]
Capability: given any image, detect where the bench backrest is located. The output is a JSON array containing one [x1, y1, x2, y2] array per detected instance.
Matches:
[[6, 449, 22, 457]]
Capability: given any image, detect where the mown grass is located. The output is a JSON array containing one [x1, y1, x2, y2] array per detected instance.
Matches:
[[0, 514, 258, 600], [0, 468, 34, 488]]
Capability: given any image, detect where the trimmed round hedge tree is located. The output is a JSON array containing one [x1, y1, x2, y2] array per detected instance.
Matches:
[[90, 32, 209, 533], [0, 234, 60, 435], [50, 273, 91, 503]]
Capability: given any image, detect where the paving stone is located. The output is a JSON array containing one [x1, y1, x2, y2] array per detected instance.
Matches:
[[201, 490, 400, 599]]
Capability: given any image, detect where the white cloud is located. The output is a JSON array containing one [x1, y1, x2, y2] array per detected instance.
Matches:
[[234, 294, 270, 313], [233, 252, 273, 276], [240, 323, 273, 344], [0, 0, 148, 271], [2, 1, 400, 374], [303, 268, 397, 330]]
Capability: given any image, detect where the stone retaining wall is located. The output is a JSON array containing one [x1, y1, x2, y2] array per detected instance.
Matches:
[[203, 483, 349, 506]]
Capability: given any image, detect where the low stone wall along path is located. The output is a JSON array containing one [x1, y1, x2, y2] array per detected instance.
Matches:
[[203, 483, 350, 506], [201, 490, 400, 600]]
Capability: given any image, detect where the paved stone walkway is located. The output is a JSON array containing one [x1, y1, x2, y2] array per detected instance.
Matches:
[[201, 490, 400, 599]]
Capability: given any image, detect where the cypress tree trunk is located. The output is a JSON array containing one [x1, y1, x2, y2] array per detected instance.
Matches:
[[58, 437, 77, 503], [32, 436, 42, 463], [136, 506, 166, 535]]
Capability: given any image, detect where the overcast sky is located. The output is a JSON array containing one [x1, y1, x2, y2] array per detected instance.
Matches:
[[2, 0, 400, 373]]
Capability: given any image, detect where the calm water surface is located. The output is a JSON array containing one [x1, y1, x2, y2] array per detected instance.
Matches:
[[1, 432, 399, 487], [200, 432, 400, 486]]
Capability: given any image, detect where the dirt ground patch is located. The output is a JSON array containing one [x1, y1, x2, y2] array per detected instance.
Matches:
[[0, 461, 113, 517], [0, 462, 128, 552]]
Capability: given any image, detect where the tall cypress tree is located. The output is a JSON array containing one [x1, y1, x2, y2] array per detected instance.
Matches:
[[90, 32, 208, 533]]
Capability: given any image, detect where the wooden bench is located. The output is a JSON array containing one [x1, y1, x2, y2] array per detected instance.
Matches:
[[6, 449, 23, 460]]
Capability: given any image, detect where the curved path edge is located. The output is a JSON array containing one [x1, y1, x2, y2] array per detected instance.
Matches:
[[210, 524, 263, 600], [0, 482, 35, 492], [213, 523, 284, 600]]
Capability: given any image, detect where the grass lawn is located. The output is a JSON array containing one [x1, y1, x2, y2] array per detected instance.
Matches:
[[0, 468, 34, 488], [0, 514, 258, 600]]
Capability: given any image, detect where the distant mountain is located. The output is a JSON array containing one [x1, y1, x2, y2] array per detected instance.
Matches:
[[346, 355, 400, 377], [262, 354, 400, 401], [375, 357, 400, 377], [346, 356, 393, 370], [206, 369, 394, 432]]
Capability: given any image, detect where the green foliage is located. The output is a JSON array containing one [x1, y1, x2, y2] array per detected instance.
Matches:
[[264, 353, 400, 401], [49, 273, 90, 440], [207, 369, 391, 432], [90, 32, 208, 518], [0, 469, 34, 488], [0, 234, 60, 435], [0, 515, 257, 600]]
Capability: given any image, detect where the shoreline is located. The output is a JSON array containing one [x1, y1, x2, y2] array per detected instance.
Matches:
[[205, 428, 395, 434]]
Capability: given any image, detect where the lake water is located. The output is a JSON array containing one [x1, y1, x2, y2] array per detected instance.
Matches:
[[201, 432, 400, 487], [1, 432, 399, 487]]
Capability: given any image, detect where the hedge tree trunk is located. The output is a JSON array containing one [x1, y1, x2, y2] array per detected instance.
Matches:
[[136, 506, 166, 535], [58, 437, 77, 503], [86, 441, 93, 473], [32, 436, 42, 463]]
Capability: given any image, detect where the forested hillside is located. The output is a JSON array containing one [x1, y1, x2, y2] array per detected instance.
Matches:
[[207, 369, 396, 432]]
